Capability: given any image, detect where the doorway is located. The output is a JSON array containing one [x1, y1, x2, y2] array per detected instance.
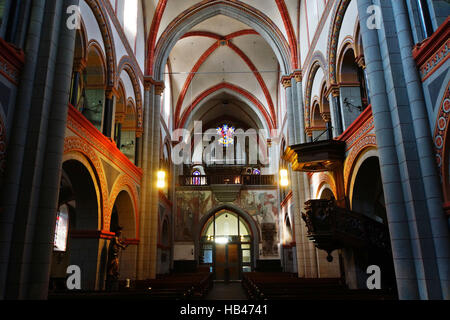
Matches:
[[200, 210, 253, 281]]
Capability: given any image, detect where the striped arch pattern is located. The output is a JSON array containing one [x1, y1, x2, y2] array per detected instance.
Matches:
[[116, 57, 144, 130], [343, 135, 377, 194], [84, 0, 117, 88], [433, 81, 450, 201], [108, 174, 140, 239], [327, 0, 352, 86], [63, 136, 109, 230], [304, 53, 327, 128]]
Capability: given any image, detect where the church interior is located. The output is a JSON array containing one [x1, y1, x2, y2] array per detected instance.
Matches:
[[0, 0, 449, 301]]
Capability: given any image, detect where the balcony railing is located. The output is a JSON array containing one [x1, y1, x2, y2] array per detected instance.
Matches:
[[179, 174, 275, 186]]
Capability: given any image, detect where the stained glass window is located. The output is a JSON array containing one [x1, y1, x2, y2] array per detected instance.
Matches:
[[193, 170, 201, 185], [217, 124, 235, 146]]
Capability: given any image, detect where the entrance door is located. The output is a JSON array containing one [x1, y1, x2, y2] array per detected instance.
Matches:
[[227, 244, 239, 280], [201, 210, 253, 280], [215, 244, 227, 280], [214, 243, 240, 281]]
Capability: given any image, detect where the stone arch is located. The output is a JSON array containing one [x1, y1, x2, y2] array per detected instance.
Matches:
[[337, 40, 359, 84], [151, 0, 292, 80], [63, 136, 109, 229], [195, 204, 261, 262], [56, 156, 105, 290], [180, 82, 273, 132], [108, 174, 139, 239], [433, 82, 450, 203], [84, 0, 117, 88], [314, 172, 337, 200], [116, 57, 143, 130], [304, 54, 327, 128], [327, 0, 353, 86], [345, 144, 378, 199], [60, 155, 102, 230], [86, 40, 107, 85], [75, 18, 88, 63]]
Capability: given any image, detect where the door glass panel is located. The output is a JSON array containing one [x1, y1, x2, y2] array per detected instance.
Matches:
[[242, 266, 251, 273], [242, 249, 251, 263]]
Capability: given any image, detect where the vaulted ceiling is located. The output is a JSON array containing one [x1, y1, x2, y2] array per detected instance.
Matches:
[[143, 0, 300, 130]]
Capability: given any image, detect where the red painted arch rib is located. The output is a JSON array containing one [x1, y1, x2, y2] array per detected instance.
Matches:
[[275, 0, 299, 69], [147, 0, 168, 75], [174, 31, 277, 128], [178, 82, 275, 130]]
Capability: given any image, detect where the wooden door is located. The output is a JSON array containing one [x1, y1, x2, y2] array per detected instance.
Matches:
[[215, 244, 227, 280], [227, 243, 240, 280]]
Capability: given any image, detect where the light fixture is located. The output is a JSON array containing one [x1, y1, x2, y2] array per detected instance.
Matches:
[[157, 170, 166, 189], [215, 237, 229, 244], [280, 169, 289, 187]]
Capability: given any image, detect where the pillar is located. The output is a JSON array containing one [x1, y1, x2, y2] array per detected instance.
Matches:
[[328, 87, 344, 137], [391, 0, 449, 299], [357, 0, 422, 299], [103, 88, 117, 138], [0, 0, 47, 300], [70, 58, 86, 108], [137, 78, 164, 280]]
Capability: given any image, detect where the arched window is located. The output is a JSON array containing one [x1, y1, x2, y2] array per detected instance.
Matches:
[[338, 46, 369, 131], [72, 43, 106, 131], [192, 170, 201, 186]]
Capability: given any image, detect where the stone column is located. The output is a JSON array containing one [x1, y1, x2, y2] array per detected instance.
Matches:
[[293, 71, 306, 144], [70, 58, 86, 108], [282, 76, 295, 145], [103, 88, 117, 138], [2, 0, 68, 299], [0, 0, 47, 300], [137, 78, 164, 280], [149, 83, 164, 278], [282, 75, 318, 278], [328, 86, 343, 137], [27, 0, 80, 299], [357, 0, 420, 299], [391, 0, 449, 299]]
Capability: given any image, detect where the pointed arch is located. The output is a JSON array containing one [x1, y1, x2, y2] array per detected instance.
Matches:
[[84, 0, 117, 88], [151, 0, 292, 80], [327, 0, 352, 86], [116, 57, 144, 131]]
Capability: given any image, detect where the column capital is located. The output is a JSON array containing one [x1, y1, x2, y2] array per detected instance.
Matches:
[[293, 70, 303, 82], [326, 84, 340, 98], [106, 87, 120, 100], [281, 75, 292, 88], [355, 55, 366, 69], [321, 112, 331, 123], [155, 82, 165, 96], [144, 76, 165, 95]]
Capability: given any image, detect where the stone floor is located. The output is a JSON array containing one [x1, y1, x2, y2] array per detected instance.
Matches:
[[204, 281, 248, 300]]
